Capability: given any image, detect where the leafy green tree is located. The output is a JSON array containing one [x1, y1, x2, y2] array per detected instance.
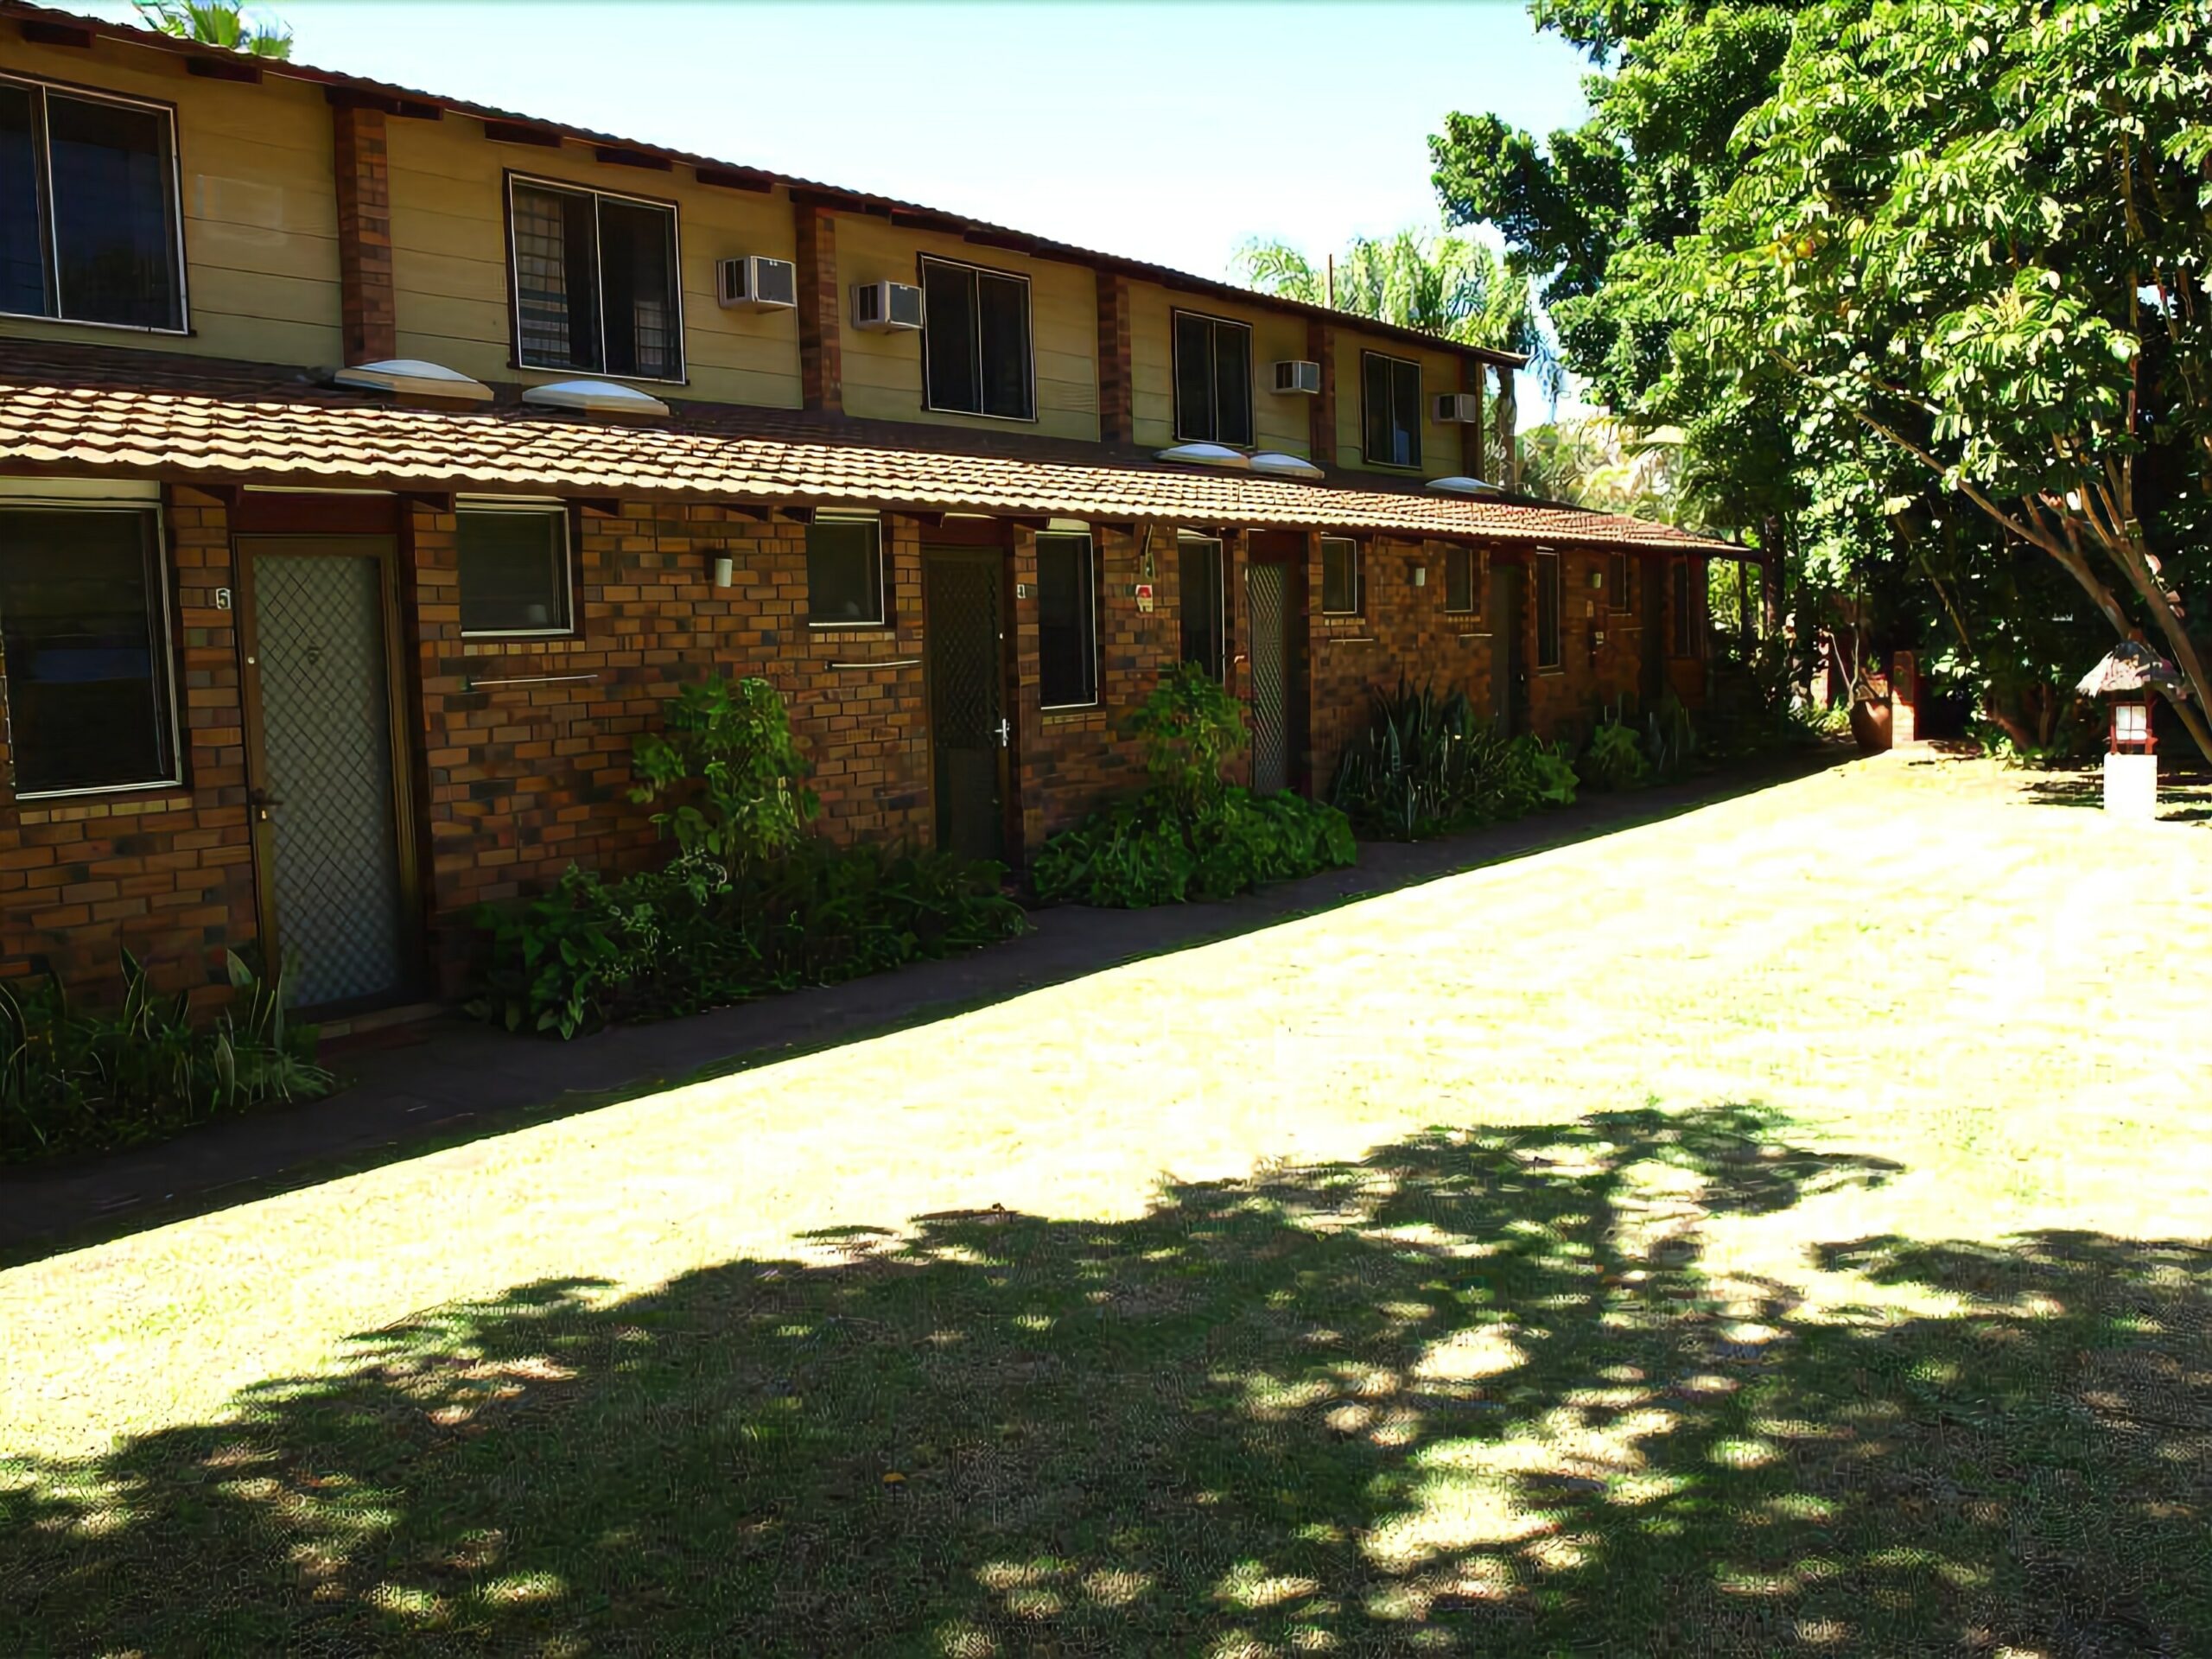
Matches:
[[1232, 227, 1562, 405], [630, 677, 819, 878], [134, 1, 294, 57]]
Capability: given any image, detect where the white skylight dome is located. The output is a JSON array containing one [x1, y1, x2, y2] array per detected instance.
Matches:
[[521, 378, 671, 418], [1248, 451, 1324, 480], [1427, 474, 1507, 496], [1155, 442, 1252, 470], [333, 359, 494, 403]]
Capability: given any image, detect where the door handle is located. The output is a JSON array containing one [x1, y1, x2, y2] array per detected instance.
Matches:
[[250, 786, 283, 822], [995, 717, 1012, 749]]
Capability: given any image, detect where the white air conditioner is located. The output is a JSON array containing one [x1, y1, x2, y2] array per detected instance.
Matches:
[[716, 255, 798, 311], [1433, 391, 1482, 424], [852, 280, 924, 332], [1272, 359, 1321, 396]]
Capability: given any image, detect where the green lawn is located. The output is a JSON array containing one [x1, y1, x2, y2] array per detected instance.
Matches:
[[4, 753, 2209, 1656]]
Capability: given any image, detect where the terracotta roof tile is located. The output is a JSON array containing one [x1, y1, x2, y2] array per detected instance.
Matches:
[[0, 343, 1730, 554]]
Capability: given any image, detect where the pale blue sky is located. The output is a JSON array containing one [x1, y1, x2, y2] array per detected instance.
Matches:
[[89, 1, 1591, 407]]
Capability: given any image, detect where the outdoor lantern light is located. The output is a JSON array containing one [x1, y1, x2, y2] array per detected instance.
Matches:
[[2075, 641, 2187, 820], [712, 554, 734, 589]]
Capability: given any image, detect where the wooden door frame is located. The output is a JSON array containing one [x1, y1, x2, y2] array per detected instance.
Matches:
[[1245, 533, 1312, 796], [920, 540, 1022, 867], [233, 532, 426, 1011]]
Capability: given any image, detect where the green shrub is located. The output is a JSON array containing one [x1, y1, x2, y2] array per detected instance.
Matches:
[[1330, 677, 1542, 838], [630, 676, 819, 875], [0, 949, 332, 1165], [1577, 702, 1652, 791], [1516, 735, 1580, 806], [1126, 661, 1249, 812], [472, 841, 1027, 1039]]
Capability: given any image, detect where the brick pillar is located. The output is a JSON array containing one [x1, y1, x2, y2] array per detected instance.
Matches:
[[1096, 271, 1134, 444], [1493, 365, 1519, 490], [1460, 354, 1486, 481], [1307, 321, 1336, 466], [1891, 649, 1919, 746], [333, 104, 396, 365], [796, 203, 842, 414]]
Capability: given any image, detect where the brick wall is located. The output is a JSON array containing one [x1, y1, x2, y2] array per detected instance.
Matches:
[[332, 104, 396, 366]]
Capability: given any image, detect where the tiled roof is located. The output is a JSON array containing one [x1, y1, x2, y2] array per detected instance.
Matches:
[[3, 1, 1522, 373], [0, 344, 1729, 554]]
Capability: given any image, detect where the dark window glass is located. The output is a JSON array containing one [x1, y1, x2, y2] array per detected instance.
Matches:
[[1362, 352, 1422, 467], [977, 271, 1031, 420], [0, 83, 51, 318], [1672, 558, 1702, 657], [1173, 313, 1254, 448], [1179, 536, 1225, 679], [921, 258, 1033, 419], [1320, 537, 1360, 615], [1036, 533, 1096, 708], [1610, 552, 1632, 613], [47, 92, 181, 329], [1445, 544, 1475, 614], [1535, 550, 1563, 669], [458, 508, 571, 634], [512, 181, 678, 378], [598, 198, 677, 379], [923, 259, 979, 414], [0, 507, 173, 794], [807, 517, 883, 625]]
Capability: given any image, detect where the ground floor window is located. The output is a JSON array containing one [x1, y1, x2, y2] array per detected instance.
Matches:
[[0, 504, 175, 796], [1534, 549, 1563, 670], [1671, 557, 1701, 657], [458, 500, 573, 636], [1179, 533, 1225, 679], [808, 512, 885, 626], [1445, 543, 1478, 614], [1320, 537, 1362, 616], [1036, 530, 1096, 708]]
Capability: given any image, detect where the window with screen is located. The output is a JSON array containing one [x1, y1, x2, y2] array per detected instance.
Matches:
[[1671, 557, 1702, 657], [1535, 549, 1563, 670], [1361, 351, 1423, 468], [1036, 532, 1096, 708], [510, 177, 681, 380], [0, 76, 184, 330], [1178, 534, 1225, 679], [1172, 311, 1255, 448], [1445, 544, 1478, 614], [0, 505, 175, 796], [458, 503, 573, 635], [921, 257, 1033, 420], [1610, 551, 1633, 613], [807, 514, 884, 626], [1320, 537, 1362, 616]]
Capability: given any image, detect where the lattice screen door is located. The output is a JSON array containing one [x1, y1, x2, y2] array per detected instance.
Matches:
[[251, 553, 406, 1008], [1248, 562, 1290, 795], [924, 550, 1007, 862]]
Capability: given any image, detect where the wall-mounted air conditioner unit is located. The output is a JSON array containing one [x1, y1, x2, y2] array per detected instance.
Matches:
[[852, 280, 924, 332], [1272, 359, 1322, 396], [716, 256, 798, 311], [1433, 391, 1482, 424]]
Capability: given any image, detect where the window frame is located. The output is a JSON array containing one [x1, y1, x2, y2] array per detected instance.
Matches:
[[0, 493, 181, 801], [805, 510, 887, 628], [0, 72, 190, 336], [1671, 556, 1704, 658], [455, 496, 578, 640], [1359, 350, 1424, 470], [504, 170, 688, 385], [1534, 548, 1564, 671], [1177, 531, 1228, 682], [1443, 543, 1479, 616], [1319, 536, 1363, 618], [917, 252, 1037, 423], [1609, 551, 1634, 614], [1170, 308, 1256, 448], [1034, 528, 1099, 710]]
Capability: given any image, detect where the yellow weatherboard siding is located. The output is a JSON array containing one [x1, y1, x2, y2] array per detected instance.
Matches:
[[835, 215, 1097, 440], [383, 118, 802, 408], [1128, 283, 1309, 455], [1334, 333, 1465, 481], [0, 35, 342, 365]]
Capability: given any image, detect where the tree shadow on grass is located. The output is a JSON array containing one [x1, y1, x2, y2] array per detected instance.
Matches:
[[3, 1105, 2204, 1655]]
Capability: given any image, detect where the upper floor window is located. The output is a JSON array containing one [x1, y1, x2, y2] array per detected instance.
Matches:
[[1036, 531, 1097, 709], [1445, 544, 1478, 615], [1320, 537, 1362, 616], [1173, 311, 1254, 448], [808, 512, 885, 626], [0, 78, 184, 331], [0, 503, 177, 797], [508, 176, 682, 382], [1178, 533, 1225, 680], [1361, 351, 1423, 468], [920, 256, 1033, 421], [1535, 549, 1563, 669], [458, 500, 574, 637]]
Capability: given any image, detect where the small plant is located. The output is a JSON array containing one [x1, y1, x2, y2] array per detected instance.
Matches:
[[0, 949, 332, 1165], [1578, 701, 1651, 791], [1643, 692, 1699, 777], [1515, 736, 1580, 806], [630, 677, 820, 878], [1127, 663, 1249, 813]]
